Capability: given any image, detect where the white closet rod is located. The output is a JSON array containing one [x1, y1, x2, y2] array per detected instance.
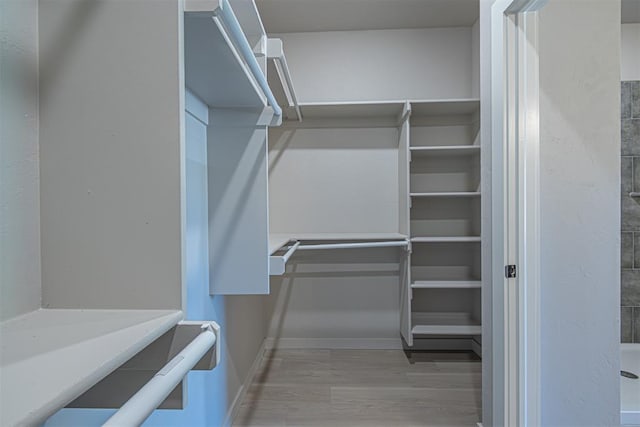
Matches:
[[102, 325, 217, 427], [273, 55, 302, 121], [213, 0, 282, 116], [281, 241, 301, 263], [267, 38, 301, 121], [286, 240, 409, 251]]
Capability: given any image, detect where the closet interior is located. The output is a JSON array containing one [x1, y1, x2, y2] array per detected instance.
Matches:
[[267, 99, 481, 351], [1, 0, 483, 424]]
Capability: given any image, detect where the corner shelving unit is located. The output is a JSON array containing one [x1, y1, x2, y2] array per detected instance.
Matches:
[[400, 99, 481, 351]]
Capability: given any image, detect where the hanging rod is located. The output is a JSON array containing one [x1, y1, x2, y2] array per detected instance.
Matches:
[[282, 241, 301, 263], [267, 38, 302, 122], [286, 240, 409, 251], [211, 0, 282, 117], [102, 324, 218, 427]]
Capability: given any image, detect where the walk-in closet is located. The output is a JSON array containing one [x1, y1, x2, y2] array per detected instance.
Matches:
[[2, 0, 486, 425]]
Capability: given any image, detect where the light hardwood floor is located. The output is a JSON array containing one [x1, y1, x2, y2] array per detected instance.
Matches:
[[233, 349, 482, 427]]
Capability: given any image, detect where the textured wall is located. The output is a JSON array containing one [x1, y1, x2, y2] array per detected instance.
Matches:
[[0, 0, 41, 321], [621, 80, 640, 343], [274, 27, 473, 103], [539, 0, 621, 425]]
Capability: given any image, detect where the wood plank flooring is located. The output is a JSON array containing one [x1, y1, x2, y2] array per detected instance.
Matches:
[[233, 349, 482, 427]]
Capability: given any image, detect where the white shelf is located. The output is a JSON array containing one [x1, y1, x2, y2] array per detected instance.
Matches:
[[269, 234, 293, 255], [0, 309, 183, 427], [184, 7, 267, 109], [271, 232, 408, 244], [411, 312, 481, 336], [297, 101, 405, 120], [411, 236, 481, 243], [410, 192, 481, 198], [410, 145, 480, 157], [412, 280, 481, 289], [410, 99, 480, 117]]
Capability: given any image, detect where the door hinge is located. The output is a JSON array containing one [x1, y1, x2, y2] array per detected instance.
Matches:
[[505, 265, 517, 278]]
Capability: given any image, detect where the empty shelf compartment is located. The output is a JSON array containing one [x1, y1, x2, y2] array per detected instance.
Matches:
[[410, 154, 480, 194], [411, 243, 481, 282], [410, 197, 480, 238], [411, 312, 481, 336]]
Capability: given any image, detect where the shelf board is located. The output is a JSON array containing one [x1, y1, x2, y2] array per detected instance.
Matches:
[[0, 309, 183, 426], [297, 101, 405, 120], [410, 99, 480, 117], [269, 234, 293, 255], [410, 192, 481, 198], [412, 280, 481, 289], [411, 312, 481, 336], [184, 8, 267, 109], [411, 236, 481, 243], [271, 232, 408, 244], [410, 145, 480, 157]]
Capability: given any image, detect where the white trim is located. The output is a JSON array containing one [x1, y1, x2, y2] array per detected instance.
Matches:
[[222, 339, 267, 427], [517, 12, 541, 427], [490, 0, 545, 425]]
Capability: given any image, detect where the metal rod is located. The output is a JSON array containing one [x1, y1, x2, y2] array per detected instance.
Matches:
[[281, 241, 300, 263], [103, 326, 217, 427], [214, 0, 282, 116], [291, 241, 409, 251], [276, 55, 302, 121]]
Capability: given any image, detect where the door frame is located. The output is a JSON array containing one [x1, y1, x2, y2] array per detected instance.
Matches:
[[486, 0, 547, 425]]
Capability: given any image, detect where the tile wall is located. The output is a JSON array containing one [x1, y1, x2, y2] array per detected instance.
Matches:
[[621, 80, 640, 342]]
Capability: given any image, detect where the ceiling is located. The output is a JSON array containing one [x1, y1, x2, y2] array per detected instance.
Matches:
[[255, 0, 480, 34], [622, 0, 640, 23]]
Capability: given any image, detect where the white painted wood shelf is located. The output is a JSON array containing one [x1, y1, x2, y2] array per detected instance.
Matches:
[[296, 101, 405, 120], [184, 5, 267, 109], [271, 232, 407, 246], [0, 309, 183, 427], [411, 280, 482, 289], [410, 192, 481, 198], [411, 236, 481, 243], [409, 99, 480, 116], [402, 96, 483, 348], [411, 312, 481, 336], [410, 145, 480, 157]]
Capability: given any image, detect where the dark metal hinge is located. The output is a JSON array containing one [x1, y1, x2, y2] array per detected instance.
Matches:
[[505, 265, 517, 279]]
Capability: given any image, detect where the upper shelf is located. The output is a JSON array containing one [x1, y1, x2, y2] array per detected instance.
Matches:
[[281, 101, 406, 127], [184, 2, 267, 109], [271, 232, 408, 246], [0, 309, 182, 427], [410, 145, 480, 157], [410, 99, 480, 117]]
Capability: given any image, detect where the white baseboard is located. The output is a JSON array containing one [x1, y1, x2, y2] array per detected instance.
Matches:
[[264, 337, 404, 350], [222, 339, 267, 427]]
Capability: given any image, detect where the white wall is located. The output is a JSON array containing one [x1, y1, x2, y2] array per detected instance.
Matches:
[[0, 0, 41, 321], [539, 1, 620, 425], [275, 27, 474, 103], [267, 248, 402, 347], [622, 23, 640, 81], [38, 0, 184, 310]]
